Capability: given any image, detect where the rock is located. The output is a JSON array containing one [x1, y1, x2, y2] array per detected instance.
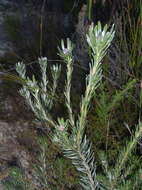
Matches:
[[0, 183, 4, 190], [0, 11, 13, 58], [0, 0, 17, 8], [0, 121, 32, 165], [0, 82, 37, 182], [74, 4, 89, 69]]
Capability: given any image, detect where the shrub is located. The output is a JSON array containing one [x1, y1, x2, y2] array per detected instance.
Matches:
[[2, 22, 142, 190]]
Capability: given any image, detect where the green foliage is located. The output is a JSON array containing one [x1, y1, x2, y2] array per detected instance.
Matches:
[[53, 157, 79, 187], [113, 0, 142, 79], [125, 0, 142, 77], [86, 78, 137, 159], [2, 167, 31, 190], [96, 122, 142, 190], [95, 79, 136, 126], [34, 136, 50, 189]]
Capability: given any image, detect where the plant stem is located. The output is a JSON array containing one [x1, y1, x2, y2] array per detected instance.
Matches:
[[87, 0, 93, 20], [113, 123, 142, 185], [65, 58, 75, 127], [40, 0, 46, 56]]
